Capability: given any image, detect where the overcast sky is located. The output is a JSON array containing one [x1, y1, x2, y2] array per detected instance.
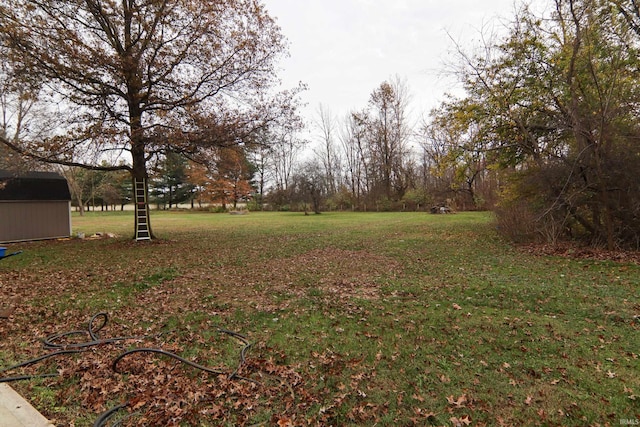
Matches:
[[263, 0, 542, 130]]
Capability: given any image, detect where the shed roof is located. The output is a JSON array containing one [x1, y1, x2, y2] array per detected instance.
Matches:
[[0, 170, 71, 201]]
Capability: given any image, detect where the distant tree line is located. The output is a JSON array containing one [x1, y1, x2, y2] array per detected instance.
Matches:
[[266, 76, 497, 215], [60, 146, 257, 213]]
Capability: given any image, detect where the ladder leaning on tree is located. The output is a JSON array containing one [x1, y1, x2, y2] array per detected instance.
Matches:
[[134, 178, 151, 241]]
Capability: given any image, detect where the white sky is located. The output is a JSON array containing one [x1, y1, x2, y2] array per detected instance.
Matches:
[[264, 0, 541, 131]]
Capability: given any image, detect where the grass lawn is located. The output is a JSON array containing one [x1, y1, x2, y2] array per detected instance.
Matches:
[[0, 210, 638, 426]]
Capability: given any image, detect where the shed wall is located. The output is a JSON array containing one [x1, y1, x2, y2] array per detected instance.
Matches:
[[0, 201, 72, 243]]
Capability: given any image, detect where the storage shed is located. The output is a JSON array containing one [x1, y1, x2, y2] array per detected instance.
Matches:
[[0, 170, 72, 243]]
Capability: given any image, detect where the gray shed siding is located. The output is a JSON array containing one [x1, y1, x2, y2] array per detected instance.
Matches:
[[0, 170, 72, 243], [0, 201, 72, 243]]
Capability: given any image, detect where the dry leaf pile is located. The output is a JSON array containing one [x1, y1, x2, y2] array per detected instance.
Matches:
[[1, 311, 309, 426]]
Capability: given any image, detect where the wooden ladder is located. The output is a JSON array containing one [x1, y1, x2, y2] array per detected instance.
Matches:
[[134, 178, 151, 241]]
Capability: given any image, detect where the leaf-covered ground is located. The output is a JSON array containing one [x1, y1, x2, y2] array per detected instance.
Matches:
[[0, 211, 638, 426]]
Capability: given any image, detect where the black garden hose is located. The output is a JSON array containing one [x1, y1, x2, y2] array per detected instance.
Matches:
[[112, 347, 227, 375], [0, 312, 259, 426], [92, 402, 129, 427], [0, 350, 83, 382], [42, 312, 157, 350]]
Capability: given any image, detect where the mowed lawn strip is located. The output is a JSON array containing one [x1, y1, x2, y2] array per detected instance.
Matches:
[[0, 211, 638, 426]]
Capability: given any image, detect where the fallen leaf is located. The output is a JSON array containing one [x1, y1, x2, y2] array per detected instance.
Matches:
[[623, 386, 637, 400], [450, 415, 472, 426], [446, 394, 468, 407], [412, 393, 425, 402], [453, 303, 462, 310], [132, 400, 147, 410]]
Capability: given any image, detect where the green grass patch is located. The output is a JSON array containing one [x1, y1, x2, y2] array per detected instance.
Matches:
[[0, 211, 638, 426]]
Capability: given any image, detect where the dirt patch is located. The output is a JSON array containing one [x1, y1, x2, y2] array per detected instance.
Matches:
[[129, 248, 404, 315], [255, 248, 402, 299]]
